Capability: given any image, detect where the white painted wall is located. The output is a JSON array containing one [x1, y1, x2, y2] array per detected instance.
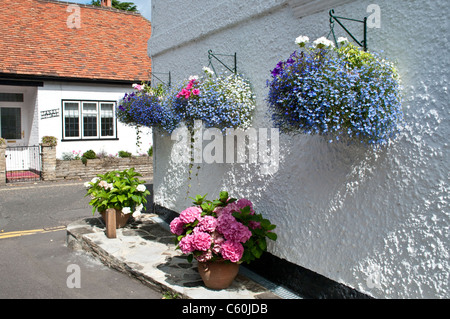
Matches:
[[149, 0, 449, 298], [37, 82, 152, 158]]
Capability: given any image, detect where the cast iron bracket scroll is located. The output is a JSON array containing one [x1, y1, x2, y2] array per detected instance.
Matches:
[[150, 71, 171, 87], [207, 50, 237, 75], [329, 9, 367, 51]]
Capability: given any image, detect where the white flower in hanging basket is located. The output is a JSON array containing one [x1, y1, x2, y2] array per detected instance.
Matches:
[[337, 37, 349, 44], [295, 35, 309, 47], [313, 36, 335, 49]]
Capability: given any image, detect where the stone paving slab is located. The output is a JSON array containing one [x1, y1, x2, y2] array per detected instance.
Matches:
[[66, 214, 283, 299]]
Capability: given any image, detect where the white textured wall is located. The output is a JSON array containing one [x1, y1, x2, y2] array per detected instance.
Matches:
[[37, 82, 153, 158], [149, 0, 449, 298]]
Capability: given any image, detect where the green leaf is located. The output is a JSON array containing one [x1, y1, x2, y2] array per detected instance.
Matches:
[[266, 232, 277, 241], [258, 239, 267, 251], [251, 246, 262, 259], [219, 191, 228, 201]]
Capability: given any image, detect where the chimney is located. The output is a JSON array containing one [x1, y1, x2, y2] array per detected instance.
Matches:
[[101, 0, 112, 7]]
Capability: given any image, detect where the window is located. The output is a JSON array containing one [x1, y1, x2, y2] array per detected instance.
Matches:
[[0, 93, 24, 102], [100, 103, 115, 137], [82, 102, 98, 138], [0, 107, 21, 139], [64, 102, 80, 138], [62, 100, 117, 140]]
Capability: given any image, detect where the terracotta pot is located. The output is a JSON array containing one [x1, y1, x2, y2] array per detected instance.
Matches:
[[198, 259, 240, 290], [100, 209, 130, 228]]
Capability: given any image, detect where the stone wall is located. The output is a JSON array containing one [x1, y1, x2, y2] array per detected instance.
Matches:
[[54, 156, 153, 181], [41, 144, 57, 181]]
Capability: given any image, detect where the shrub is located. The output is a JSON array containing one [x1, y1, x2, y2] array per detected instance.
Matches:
[[84, 168, 150, 217], [147, 145, 153, 157], [61, 152, 74, 161], [41, 136, 57, 146], [82, 150, 97, 159], [118, 150, 132, 158]]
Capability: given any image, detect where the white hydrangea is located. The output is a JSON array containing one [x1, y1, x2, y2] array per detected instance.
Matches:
[[91, 177, 100, 183], [122, 207, 132, 214], [136, 184, 146, 192]]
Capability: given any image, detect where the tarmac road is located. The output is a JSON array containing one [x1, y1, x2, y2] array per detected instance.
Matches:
[[0, 179, 160, 299]]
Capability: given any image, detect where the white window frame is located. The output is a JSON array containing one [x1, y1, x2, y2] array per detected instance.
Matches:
[[62, 100, 117, 141]]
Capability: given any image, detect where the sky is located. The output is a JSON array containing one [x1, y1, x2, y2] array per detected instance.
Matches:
[[68, 0, 152, 21]]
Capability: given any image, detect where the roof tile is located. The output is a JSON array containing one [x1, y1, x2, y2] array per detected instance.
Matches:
[[0, 0, 151, 82]]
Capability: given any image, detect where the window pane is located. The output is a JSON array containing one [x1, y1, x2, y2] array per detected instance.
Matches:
[[64, 102, 79, 137], [0, 108, 21, 139], [0, 93, 24, 102], [82, 102, 97, 137], [100, 103, 114, 137]]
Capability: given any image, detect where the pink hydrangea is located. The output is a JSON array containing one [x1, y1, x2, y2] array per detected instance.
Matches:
[[170, 217, 185, 235], [213, 206, 224, 216], [178, 234, 194, 255], [211, 231, 225, 254], [221, 202, 240, 215], [196, 250, 213, 262], [192, 231, 212, 251], [179, 206, 202, 224], [236, 198, 255, 214], [217, 212, 252, 243], [197, 215, 217, 233], [221, 240, 244, 263], [248, 221, 261, 229]]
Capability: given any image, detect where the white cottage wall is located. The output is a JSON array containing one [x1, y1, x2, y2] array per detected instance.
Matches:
[[37, 82, 153, 158], [149, 0, 449, 298]]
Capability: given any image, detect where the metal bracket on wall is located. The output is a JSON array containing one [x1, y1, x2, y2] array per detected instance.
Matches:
[[207, 50, 237, 75], [329, 9, 367, 51], [150, 72, 171, 87]]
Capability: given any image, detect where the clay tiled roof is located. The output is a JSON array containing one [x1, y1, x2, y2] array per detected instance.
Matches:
[[0, 0, 151, 83]]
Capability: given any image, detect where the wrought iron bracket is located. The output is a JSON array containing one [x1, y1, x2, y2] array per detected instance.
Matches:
[[207, 50, 237, 75], [150, 71, 171, 87], [329, 9, 367, 51]]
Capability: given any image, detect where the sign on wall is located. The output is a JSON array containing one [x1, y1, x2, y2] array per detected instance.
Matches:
[[40, 109, 60, 120]]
